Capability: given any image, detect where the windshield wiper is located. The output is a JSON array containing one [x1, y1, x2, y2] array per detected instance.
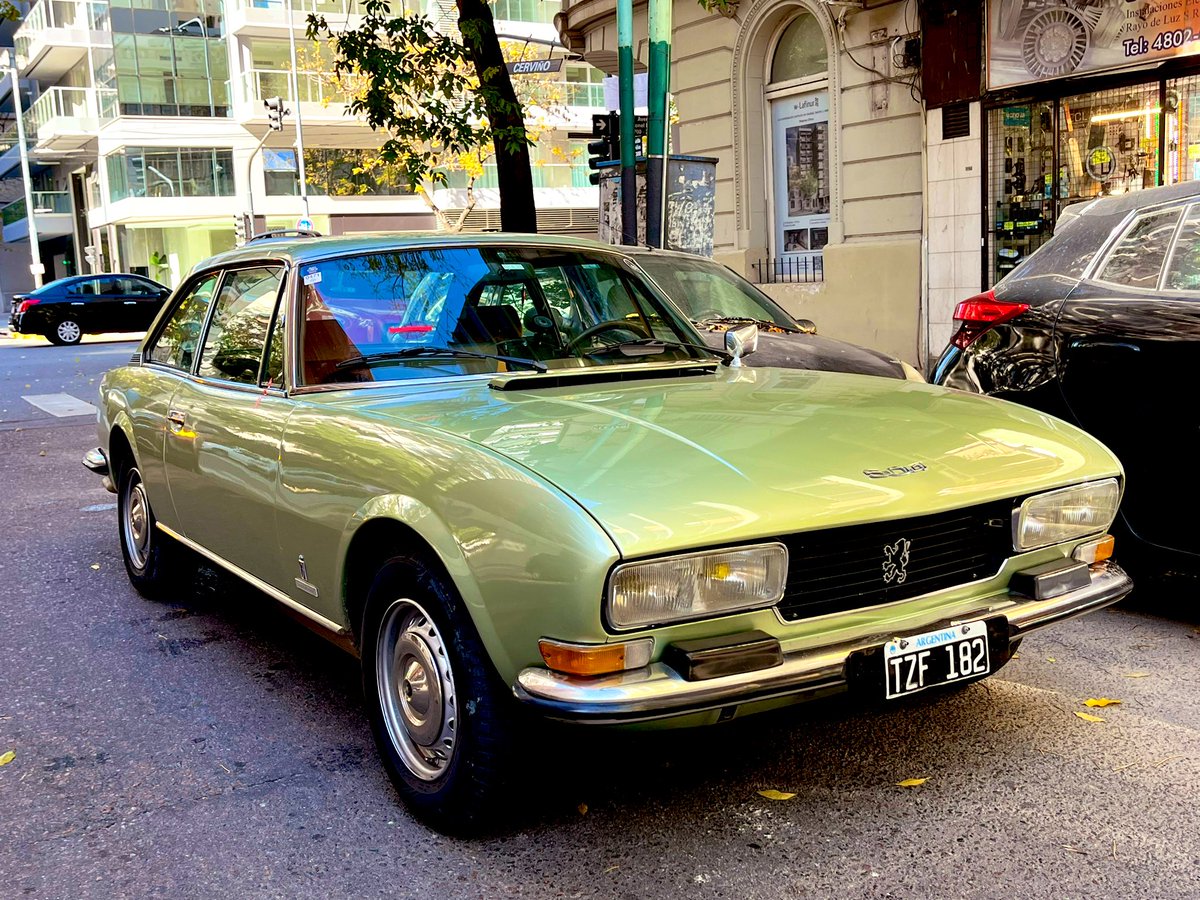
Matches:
[[697, 315, 797, 332], [586, 337, 728, 361], [335, 346, 547, 373]]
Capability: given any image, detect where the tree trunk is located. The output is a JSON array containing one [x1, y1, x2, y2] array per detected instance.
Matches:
[[455, 0, 537, 233]]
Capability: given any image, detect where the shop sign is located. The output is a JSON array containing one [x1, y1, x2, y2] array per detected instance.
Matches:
[[1002, 106, 1031, 127], [1085, 146, 1117, 181], [988, 0, 1200, 90]]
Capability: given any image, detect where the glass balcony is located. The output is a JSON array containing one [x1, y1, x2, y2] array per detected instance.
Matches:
[[563, 81, 604, 108], [242, 68, 349, 108], [224, 0, 409, 35], [490, 0, 562, 26], [2, 192, 72, 227], [23, 86, 118, 151], [14, 0, 111, 80]]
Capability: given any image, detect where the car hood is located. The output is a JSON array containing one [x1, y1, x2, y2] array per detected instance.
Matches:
[[695, 328, 906, 379], [319, 367, 1120, 557]]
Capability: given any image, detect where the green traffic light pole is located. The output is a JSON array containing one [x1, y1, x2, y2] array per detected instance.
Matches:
[[645, 0, 671, 248], [617, 0, 637, 245]]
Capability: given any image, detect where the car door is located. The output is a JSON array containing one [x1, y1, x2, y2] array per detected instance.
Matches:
[[61, 278, 105, 332], [1054, 200, 1200, 558], [137, 272, 222, 532], [161, 263, 292, 588], [108, 277, 164, 332]]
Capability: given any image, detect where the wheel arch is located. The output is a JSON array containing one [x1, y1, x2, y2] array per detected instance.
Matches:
[[107, 413, 137, 474]]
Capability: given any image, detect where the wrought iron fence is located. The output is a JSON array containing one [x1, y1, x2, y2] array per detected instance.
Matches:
[[751, 255, 824, 284]]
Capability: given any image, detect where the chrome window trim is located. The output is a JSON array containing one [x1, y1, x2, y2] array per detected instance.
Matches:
[[193, 262, 288, 386]]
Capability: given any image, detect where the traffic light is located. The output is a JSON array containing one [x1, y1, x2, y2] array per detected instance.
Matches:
[[264, 96, 287, 132], [588, 112, 620, 186], [233, 212, 252, 247]]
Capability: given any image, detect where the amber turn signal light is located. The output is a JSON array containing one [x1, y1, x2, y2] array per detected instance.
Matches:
[[1073, 534, 1114, 565], [538, 638, 653, 677]]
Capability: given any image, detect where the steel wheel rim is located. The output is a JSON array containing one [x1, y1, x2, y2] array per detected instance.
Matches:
[[57, 320, 81, 343], [375, 598, 457, 782], [122, 472, 151, 571]]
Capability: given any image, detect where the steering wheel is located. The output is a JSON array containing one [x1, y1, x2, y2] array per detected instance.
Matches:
[[563, 319, 649, 353]]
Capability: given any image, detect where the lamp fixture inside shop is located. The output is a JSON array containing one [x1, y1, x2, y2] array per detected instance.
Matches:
[[1090, 107, 1162, 123]]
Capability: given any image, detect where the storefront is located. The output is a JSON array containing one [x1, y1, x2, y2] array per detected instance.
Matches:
[[981, 0, 1200, 286]]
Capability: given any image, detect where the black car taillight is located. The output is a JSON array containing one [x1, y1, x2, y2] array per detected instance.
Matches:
[[950, 290, 1029, 349]]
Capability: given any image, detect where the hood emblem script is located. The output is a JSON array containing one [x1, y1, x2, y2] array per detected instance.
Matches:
[[882, 539, 911, 585], [864, 462, 928, 479]]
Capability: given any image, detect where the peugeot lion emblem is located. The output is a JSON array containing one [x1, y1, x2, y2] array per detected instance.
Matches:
[[882, 538, 911, 585]]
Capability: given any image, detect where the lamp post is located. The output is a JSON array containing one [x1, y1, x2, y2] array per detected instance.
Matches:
[[286, 0, 311, 221], [645, 0, 671, 248], [617, 0, 637, 245], [6, 53, 43, 288]]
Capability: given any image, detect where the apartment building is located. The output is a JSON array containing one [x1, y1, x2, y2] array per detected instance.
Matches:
[[0, 0, 602, 290]]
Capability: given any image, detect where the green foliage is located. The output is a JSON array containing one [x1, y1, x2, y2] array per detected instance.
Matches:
[[0, 2, 20, 22]]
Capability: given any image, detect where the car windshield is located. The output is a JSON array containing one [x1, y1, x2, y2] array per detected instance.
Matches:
[[298, 246, 710, 385], [634, 256, 798, 330]]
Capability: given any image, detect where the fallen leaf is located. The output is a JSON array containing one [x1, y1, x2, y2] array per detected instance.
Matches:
[[1085, 698, 1121, 708], [38, 450, 46, 457], [1047, 657, 1057, 663], [758, 789, 796, 800], [89, 564, 100, 570], [0, 750, 14, 766], [1123, 672, 1151, 678], [1011, 652, 1021, 659], [577, 802, 588, 815], [895, 778, 927, 787], [1075, 711, 1104, 723]]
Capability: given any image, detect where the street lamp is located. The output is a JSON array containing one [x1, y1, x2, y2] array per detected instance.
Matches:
[[4, 51, 43, 289]]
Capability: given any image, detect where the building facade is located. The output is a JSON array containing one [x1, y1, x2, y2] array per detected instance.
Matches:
[[0, 0, 603, 292], [561, 0, 926, 364]]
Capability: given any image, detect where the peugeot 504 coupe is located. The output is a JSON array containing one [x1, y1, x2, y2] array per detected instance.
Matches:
[[86, 233, 1131, 832]]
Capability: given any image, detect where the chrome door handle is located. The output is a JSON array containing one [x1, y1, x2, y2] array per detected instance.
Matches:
[[166, 409, 186, 433]]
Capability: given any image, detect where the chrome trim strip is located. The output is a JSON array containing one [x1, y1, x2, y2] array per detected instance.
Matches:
[[156, 523, 346, 636], [514, 562, 1131, 724]]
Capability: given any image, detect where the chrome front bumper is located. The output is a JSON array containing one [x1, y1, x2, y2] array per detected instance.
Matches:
[[514, 562, 1132, 724]]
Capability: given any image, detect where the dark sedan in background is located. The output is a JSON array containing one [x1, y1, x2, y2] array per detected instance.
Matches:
[[10, 273, 170, 345], [934, 180, 1200, 572], [633, 251, 923, 381]]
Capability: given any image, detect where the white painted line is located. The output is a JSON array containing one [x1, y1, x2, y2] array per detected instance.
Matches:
[[81, 503, 117, 512], [22, 393, 98, 418]]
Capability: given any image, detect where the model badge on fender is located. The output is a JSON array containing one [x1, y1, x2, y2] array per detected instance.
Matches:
[[864, 462, 928, 479]]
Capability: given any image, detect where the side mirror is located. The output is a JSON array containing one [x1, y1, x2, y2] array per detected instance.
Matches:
[[794, 318, 817, 334], [724, 323, 758, 367]]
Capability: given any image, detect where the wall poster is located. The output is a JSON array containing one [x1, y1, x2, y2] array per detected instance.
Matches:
[[770, 91, 830, 264], [988, 0, 1200, 90]]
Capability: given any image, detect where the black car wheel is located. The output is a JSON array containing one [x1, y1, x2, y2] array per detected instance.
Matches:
[[48, 318, 83, 346], [361, 555, 520, 834]]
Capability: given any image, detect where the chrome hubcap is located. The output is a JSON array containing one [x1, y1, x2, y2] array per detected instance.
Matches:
[[57, 321, 80, 342], [376, 599, 457, 781], [122, 473, 151, 570]]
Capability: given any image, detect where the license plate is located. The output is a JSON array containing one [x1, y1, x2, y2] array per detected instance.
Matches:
[[883, 620, 991, 699]]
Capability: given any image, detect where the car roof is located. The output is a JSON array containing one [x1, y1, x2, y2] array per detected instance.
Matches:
[[1064, 180, 1200, 220], [197, 232, 645, 271]]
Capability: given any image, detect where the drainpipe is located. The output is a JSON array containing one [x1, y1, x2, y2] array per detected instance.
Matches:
[[617, 0, 636, 245], [8, 54, 43, 288], [644, 0, 671, 248]]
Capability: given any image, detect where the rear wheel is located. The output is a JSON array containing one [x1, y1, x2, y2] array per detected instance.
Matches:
[[361, 556, 519, 834], [117, 463, 177, 598], [48, 318, 83, 345]]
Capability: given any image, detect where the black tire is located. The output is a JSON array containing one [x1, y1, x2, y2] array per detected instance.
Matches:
[[361, 555, 519, 834], [116, 462, 178, 599], [47, 318, 83, 345]]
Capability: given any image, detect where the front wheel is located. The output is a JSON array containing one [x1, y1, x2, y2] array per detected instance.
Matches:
[[362, 557, 520, 833], [48, 318, 83, 345]]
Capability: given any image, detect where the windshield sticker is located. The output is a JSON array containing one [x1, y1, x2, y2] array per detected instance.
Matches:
[[302, 267, 322, 285]]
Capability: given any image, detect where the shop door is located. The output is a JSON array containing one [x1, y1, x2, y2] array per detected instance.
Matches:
[[1055, 201, 1200, 559]]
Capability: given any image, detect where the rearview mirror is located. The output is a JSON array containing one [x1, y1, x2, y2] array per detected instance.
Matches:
[[724, 323, 758, 367]]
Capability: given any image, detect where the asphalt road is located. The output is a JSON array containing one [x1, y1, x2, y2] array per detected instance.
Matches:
[[1, 338, 1198, 899]]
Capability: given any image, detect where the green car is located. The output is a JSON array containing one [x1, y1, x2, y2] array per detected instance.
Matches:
[[86, 234, 1131, 831]]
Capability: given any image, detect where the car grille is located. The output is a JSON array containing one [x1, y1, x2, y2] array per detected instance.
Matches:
[[775, 499, 1015, 622]]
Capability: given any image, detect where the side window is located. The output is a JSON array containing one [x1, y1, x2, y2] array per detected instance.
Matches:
[[99, 277, 125, 295], [1164, 204, 1200, 292], [1097, 208, 1182, 289], [197, 266, 284, 384], [71, 279, 102, 296], [148, 273, 219, 370]]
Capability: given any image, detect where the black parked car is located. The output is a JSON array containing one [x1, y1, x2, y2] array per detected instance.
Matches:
[[933, 180, 1200, 571], [632, 250, 923, 380], [9, 273, 171, 345]]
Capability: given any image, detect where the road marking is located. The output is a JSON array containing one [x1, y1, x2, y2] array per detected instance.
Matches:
[[22, 393, 98, 418], [81, 503, 117, 512]]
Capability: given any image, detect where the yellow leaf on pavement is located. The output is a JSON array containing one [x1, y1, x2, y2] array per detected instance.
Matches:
[[0, 750, 14, 766], [895, 778, 927, 787], [577, 802, 588, 815], [90, 564, 100, 570], [1047, 657, 1057, 663], [1085, 698, 1121, 708], [758, 789, 796, 801], [1075, 711, 1104, 723], [1123, 672, 1150, 678]]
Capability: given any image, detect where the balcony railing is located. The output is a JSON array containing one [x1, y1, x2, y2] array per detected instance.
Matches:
[[25, 86, 116, 137], [1, 192, 72, 227], [491, 0, 562, 25], [226, 0, 386, 15], [243, 68, 349, 107], [752, 255, 825, 284], [14, 0, 109, 71], [563, 81, 604, 108]]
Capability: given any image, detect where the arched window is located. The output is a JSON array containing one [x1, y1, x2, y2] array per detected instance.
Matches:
[[766, 11, 830, 263]]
